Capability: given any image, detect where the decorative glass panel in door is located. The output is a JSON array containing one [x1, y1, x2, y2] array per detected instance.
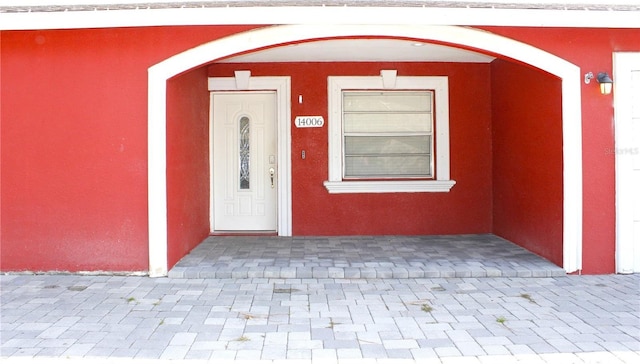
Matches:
[[239, 116, 250, 190]]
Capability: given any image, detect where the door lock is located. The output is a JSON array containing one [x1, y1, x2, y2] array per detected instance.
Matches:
[[269, 167, 275, 188]]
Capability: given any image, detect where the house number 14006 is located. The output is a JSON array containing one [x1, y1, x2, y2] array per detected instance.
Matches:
[[295, 116, 325, 128]]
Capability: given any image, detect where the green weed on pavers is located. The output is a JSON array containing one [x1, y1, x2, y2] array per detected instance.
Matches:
[[327, 318, 340, 329], [68, 286, 87, 291], [520, 293, 538, 305], [408, 300, 434, 313], [239, 312, 268, 320], [421, 303, 434, 313]]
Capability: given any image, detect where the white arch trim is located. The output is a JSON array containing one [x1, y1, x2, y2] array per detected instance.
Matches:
[[148, 24, 582, 277]]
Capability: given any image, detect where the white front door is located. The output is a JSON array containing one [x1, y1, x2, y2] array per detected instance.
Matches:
[[614, 52, 640, 273], [212, 92, 277, 231]]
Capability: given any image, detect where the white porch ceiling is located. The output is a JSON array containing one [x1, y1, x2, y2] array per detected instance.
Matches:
[[220, 39, 496, 63]]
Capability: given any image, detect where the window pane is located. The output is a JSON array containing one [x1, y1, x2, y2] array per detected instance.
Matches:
[[341, 90, 434, 179], [239, 116, 250, 190], [344, 113, 432, 133], [344, 92, 431, 112], [345, 136, 431, 155], [345, 155, 431, 177]]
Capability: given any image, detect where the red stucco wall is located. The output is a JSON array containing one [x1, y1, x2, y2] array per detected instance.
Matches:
[[209, 62, 494, 235], [491, 60, 564, 267], [166, 68, 211, 269], [481, 27, 640, 273], [0, 26, 256, 272], [2, 25, 638, 273]]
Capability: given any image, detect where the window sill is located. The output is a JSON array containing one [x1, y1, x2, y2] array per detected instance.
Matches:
[[323, 180, 456, 194]]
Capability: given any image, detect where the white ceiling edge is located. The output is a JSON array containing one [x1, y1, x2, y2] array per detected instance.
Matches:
[[2, 0, 639, 5], [2, 6, 639, 31], [219, 39, 496, 64]]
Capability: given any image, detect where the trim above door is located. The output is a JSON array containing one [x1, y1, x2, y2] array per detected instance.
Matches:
[[208, 76, 292, 237]]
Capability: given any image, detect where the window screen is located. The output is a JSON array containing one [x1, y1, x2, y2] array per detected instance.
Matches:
[[342, 91, 433, 179]]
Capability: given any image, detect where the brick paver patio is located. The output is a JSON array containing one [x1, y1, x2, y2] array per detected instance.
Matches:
[[1, 235, 638, 363]]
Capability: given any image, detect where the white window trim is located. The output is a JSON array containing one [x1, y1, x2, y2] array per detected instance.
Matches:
[[325, 75, 455, 193]]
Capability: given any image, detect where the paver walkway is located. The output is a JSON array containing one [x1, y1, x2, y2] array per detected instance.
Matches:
[[2, 273, 639, 363], [168, 235, 565, 279]]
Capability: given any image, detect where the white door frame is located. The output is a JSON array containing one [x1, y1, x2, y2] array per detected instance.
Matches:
[[208, 76, 291, 234], [614, 52, 640, 273], [148, 24, 582, 277]]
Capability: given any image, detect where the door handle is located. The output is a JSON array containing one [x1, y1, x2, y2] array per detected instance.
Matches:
[[269, 167, 275, 188]]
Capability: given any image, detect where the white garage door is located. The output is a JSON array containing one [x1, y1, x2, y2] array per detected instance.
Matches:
[[615, 52, 640, 273]]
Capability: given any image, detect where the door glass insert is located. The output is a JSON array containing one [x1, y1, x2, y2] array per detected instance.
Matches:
[[239, 116, 250, 189]]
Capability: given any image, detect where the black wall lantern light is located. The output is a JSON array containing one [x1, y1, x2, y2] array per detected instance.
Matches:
[[584, 71, 613, 95]]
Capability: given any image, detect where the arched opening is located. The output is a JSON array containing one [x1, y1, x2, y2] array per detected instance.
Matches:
[[149, 24, 582, 277]]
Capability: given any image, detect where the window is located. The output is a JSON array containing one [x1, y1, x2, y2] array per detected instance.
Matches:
[[324, 74, 456, 193], [343, 91, 433, 179]]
